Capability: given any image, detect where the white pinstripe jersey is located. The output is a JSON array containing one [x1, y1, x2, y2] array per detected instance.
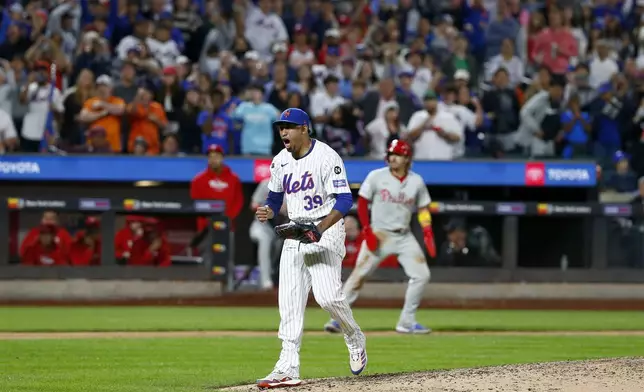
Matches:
[[268, 139, 351, 223], [359, 167, 431, 231]]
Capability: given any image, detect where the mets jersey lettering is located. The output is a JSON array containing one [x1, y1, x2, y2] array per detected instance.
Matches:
[[268, 140, 351, 222], [359, 167, 431, 231], [283, 172, 315, 194]]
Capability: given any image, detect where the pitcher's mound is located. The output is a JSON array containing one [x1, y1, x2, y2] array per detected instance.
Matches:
[[222, 357, 643, 392]]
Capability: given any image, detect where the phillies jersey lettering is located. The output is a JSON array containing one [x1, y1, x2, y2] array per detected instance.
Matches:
[[268, 139, 351, 222], [359, 167, 431, 231]]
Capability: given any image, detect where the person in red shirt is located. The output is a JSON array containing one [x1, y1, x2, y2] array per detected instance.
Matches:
[[190, 144, 244, 232], [21, 224, 69, 266], [20, 210, 72, 258], [114, 215, 145, 264], [69, 217, 102, 266], [128, 218, 171, 266]]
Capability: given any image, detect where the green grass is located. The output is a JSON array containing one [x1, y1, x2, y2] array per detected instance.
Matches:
[[2, 335, 643, 392], [2, 307, 644, 332]]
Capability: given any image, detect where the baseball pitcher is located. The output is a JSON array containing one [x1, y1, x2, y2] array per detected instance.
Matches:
[[324, 139, 436, 334], [255, 108, 367, 389]]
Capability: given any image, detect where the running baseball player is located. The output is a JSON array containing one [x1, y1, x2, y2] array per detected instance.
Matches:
[[324, 139, 436, 334], [255, 108, 367, 389]]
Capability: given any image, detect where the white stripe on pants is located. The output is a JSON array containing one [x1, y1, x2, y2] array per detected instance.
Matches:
[[274, 221, 365, 378]]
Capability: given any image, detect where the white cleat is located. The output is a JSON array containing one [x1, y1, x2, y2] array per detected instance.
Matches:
[[395, 323, 432, 334], [349, 348, 368, 375], [256, 371, 302, 389]]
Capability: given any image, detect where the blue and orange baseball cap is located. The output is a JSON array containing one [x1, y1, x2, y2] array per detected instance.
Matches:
[[273, 108, 312, 134]]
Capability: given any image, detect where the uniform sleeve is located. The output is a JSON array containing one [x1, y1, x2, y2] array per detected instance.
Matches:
[[267, 156, 284, 193], [357, 171, 376, 200], [323, 150, 351, 195], [416, 179, 432, 208]]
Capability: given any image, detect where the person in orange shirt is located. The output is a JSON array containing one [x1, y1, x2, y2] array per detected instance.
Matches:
[[78, 75, 126, 152], [21, 224, 69, 266], [126, 80, 168, 154], [20, 210, 72, 258]]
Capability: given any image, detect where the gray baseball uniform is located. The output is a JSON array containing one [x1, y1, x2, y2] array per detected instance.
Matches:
[[343, 167, 432, 326], [250, 179, 276, 289]]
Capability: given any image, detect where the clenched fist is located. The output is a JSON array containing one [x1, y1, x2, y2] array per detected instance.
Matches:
[[256, 206, 274, 223]]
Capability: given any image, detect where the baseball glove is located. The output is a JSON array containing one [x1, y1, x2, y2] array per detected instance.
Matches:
[[274, 221, 322, 244]]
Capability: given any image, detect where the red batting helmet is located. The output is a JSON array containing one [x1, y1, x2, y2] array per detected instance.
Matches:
[[387, 139, 412, 158]]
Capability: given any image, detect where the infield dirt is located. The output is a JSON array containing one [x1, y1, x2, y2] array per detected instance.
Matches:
[[222, 357, 644, 392]]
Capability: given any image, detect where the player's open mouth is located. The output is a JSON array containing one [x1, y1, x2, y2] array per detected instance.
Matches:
[[282, 138, 291, 148]]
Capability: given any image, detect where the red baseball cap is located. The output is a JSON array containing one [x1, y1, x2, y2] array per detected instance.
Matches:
[[206, 144, 224, 156]]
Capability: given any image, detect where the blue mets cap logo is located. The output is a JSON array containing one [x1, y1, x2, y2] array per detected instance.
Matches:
[[283, 110, 290, 118]]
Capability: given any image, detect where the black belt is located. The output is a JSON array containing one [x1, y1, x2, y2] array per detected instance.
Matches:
[[385, 228, 409, 234]]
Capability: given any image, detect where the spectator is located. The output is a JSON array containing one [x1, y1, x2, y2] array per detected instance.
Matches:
[[0, 23, 32, 61], [485, 0, 520, 61], [531, 7, 578, 79], [264, 61, 300, 111], [161, 134, 185, 157], [406, 90, 463, 160], [198, 88, 235, 154], [232, 83, 279, 155], [126, 81, 167, 154], [69, 216, 101, 266], [440, 85, 476, 158], [116, 18, 151, 61], [603, 151, 638, 193], [458, 85, 486, 156], [155, 66, 185, 134], [19, 61, 64, 152], [61, 68, 95, 147], [482, 68, 521, 155], [558, 94, 592, 159], [364, 101, 406, 159], [589, 39, 619, 89], [128, 218, 171, 266], [0, 106, 18, 154], [244, 0, 288, 60], [79, 75, 125, 152], [69, 126, 113, 154], [395, 69, 422, 110], [588, 82, 625, 165], [131, 135, 149, 155], [0, 59, 17, 116], [177, 84, 202, 153], [288, 24, 315, 69], [485, 38, 524, 87], [146, 24, 181, 69], [310, 74, 346, 134], [21, 224, 69, 266], [362, 78, 414, 126], [403, 50, 432, 102], [563, 64, 595, 109], [322, 104, 358, 157], [443, 35, 479, 88], [519, 80, 565, 157]]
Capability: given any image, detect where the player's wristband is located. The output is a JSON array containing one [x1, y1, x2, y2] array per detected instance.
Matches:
[[418, 209, 432, 228]]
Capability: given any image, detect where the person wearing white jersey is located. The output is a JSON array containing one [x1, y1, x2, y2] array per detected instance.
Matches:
[[249, 178, 277, 290], [438, 85, 477, 158], [255, 108, 367, 389], [406, 90, 462, 160], [324, 139, 436, 335], [244, 0, 289, 60]]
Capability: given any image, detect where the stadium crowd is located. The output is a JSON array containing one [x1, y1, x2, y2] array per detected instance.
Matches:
[[0, 0, 643, 184]]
